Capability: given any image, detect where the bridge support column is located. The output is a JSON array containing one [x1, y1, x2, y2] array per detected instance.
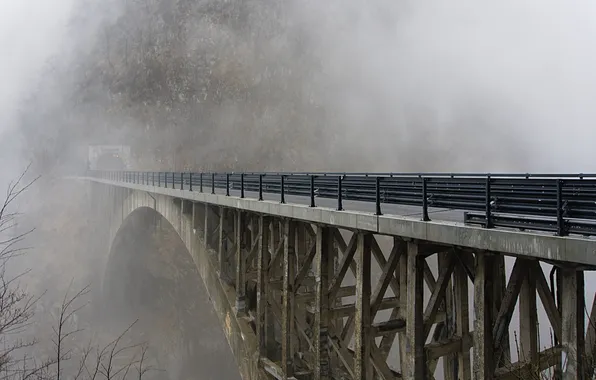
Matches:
[[281, 220, 296, 379], [404, 241, 425, 380], [218, 207, 226, 279], [354, 232, 373, 380], [561, 268, 585, 380], [256, 216, 271, 360], [454, 253, 472, 380], [519, 260, 538, 372], [474, 251, 495, 379], [439, 251, 456, 380], [235, 211, 246, 316], [313, 226, 332, 380]]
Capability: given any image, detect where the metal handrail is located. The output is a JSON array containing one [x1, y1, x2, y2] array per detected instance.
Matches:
[[89, 170, 596, 237]]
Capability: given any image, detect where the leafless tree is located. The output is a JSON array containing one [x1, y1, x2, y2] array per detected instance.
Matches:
[[0, 167, 155, 380]]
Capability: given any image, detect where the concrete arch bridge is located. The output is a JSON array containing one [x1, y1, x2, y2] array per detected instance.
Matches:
[[84, 171, 596, 380]]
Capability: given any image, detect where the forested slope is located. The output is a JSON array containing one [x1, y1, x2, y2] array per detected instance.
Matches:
[[18, 0, 528, 175]]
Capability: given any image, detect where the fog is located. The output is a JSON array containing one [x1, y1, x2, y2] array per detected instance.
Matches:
[[1, 0, 596, 377]]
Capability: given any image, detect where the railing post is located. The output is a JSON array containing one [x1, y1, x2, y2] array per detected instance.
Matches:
[[181, 172, 184, 190], [158, 172, 161, 187], [259, 174, 263, 201], [240, 173, 245, 198], [165, 172, 168, 188], [375, 176, 382, 215], [152, 172, 155, 186], [337, 175, 343, 211], [281, 175, 285, 204], [172, 172, 175, 189], [189, 172, 193, 191], [310, 175, 316, 207], [200, 173, 203, 192], [212, 173, 215, 194], [226, 174, 230, 196], [556, 179, 566, 236], [485, 176, 493, 228], [422, 177, 430, 221]]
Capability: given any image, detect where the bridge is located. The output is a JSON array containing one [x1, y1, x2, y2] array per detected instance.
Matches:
[[82, 170, 596, 380]]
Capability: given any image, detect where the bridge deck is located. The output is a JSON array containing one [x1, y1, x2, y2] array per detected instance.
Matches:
[[85, 177, 596, 266]]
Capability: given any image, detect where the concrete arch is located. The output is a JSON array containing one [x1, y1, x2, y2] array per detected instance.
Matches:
[[102, 191, 243, 380], [101, 188, 261, 380]]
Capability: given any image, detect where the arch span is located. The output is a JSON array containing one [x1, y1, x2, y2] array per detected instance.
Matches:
[[102, 195, 243, 380]]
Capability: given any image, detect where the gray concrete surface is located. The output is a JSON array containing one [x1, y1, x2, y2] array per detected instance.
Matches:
[[83, 177, 596, 266]]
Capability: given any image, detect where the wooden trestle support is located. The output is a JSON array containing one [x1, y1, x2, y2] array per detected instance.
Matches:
[[198, 203, 595, 380]]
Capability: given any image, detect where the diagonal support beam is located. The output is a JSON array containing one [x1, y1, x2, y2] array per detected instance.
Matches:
[[492, 258, 526, 362], [423, 253, 455, 338], [328, 232, 358, 300]]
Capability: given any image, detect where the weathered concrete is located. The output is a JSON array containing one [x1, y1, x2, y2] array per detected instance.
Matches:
[[88, 178, 596, 266], [103, 188, 268, 380], [85, 178, 596, 380]]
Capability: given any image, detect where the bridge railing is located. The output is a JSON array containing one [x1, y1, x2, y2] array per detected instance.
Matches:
[[90, 170, 596, 237]]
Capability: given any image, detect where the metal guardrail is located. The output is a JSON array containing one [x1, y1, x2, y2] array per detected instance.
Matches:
[[90, 170, 596, 237]]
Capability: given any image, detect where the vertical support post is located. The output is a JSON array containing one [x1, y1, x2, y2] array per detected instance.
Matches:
[[454, 256, 472, 380], [337, 176, 343, 211], [314, 226, 332, 380], [270, 220, 281, 359], [204, 204, 210, 251], [281, 219, 296, 379], [422, 177, 430, 221], [561, 268, 585, 380], [485, 176, 493, 228], [189, 172, 193, 191], [310, 175, 316, 207], [493, 255, 511, 366], [158, 172, 161, 187], [405, 241, 425, 380], [240, 173, 245, 198], [235, 210, 246, 316], [259, 174, 263, 201], [440, 251, 456, 380], [181, 172, 184, 190], [519, 262, 538, 367], [212, 173, 215, 194], [398, 245, 408, 374], [474, 252, 495, 380], [218, 207, 226, 279], [375, 177, 382, 215], [354, 233, 372, 380], [557, 179, 566, 236], [281, 176, 286, 204], [200, 173, 203, 192], [256, 216, 271, 359], [226, 174, 230, 196]]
